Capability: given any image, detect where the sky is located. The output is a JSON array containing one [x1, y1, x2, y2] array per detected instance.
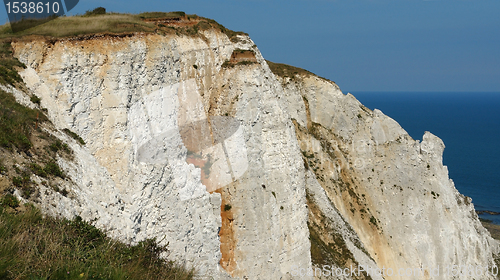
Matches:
[[1, 0, 499, 93]]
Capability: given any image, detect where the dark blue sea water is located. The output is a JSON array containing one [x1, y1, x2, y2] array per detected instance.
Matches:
[[351, 92, 500, 225]]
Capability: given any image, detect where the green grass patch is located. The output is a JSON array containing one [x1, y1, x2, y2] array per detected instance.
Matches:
[[0, 193, 19, 208], [48, 139, 71, 154], [11, 172, 33, 198], [30, 95, 41, 105], [29, 161, 64, 179], [43, 160, 64, 178], [0, 161, 6, 174], [221, 60, 232, 68], [370, 216, 378, 227], [0, 41, 26, 85], [0, 89, 47, 151], [0, 205, 196, 280], [63, 128, 85, 145]]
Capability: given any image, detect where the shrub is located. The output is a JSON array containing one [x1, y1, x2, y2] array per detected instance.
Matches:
[[0, 161, 6, 173], [49, 139, 70, 153], [236, 61, 256, 66], [224, 204, 232, 211], [84, 7, 106, 16], [12, 172, 34, 198], [221, 60, 232, 68], [30, 95, 41, 105], [43, 160, 64, 178], [30, 163, 47, 177], [12, 175, 29, 188], [1, 193, 19, 208], [63, 128, 85, 145]]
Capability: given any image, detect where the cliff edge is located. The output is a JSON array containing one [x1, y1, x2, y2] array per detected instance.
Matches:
[[0, 12, 498, 279]]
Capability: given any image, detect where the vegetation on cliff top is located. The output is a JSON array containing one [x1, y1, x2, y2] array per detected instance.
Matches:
[[0, 201, 195, 279], [266, 60, 331, 82], [0, 10, 247, 41]]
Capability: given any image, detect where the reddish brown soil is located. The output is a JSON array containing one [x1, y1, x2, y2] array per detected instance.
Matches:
[[216, 188, 237, 275]]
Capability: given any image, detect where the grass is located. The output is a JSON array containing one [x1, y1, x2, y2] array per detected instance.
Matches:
[[0, 194, 19, 208], [0, 41, 26, 85], [0, 14, 155, 38], [222, 60, 256, 68], [138, 11, 186, 19], [0, 41, 47, 151], [0, 88, 47, 151], [307, 223, 360, 269], [0, 160, 6, 174], [63, 128, 85, 145], [221, 60, 232, 68], [0, 11, 247, 41], [48, 139, 71, 154], [266, 60, 315, 78], [236, 61, 256, 66], [267, 60, 330, 82], [0, 202, 196, 280]]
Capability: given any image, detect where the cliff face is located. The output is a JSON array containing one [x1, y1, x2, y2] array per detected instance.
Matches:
[[11, 30, 311, 279], [278, 73, 500, 279], [9, 25, 499, 280]]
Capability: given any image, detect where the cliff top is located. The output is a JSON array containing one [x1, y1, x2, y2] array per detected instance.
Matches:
[[0, 10, 247, 41], [267, 60, 335, 85]]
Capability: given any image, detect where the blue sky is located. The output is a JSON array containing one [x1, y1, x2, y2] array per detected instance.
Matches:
[[2, 0, 499, 92]]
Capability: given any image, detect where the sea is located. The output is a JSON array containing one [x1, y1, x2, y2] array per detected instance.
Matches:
[[350, 92, 500, 225]]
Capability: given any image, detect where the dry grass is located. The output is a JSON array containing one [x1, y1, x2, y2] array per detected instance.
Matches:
[[266, 60, 315, 78], [0, 203, 196, 279], [0, 12, 248, 41], [0, 14, 156, 38], [138, 11, 186, 19], [266, 60, 331, 83]]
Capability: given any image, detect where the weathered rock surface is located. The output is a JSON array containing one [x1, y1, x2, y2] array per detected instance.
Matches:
[[279, 73, 500, 279], [12, 30, 311, 279], [9, 25, 499, 280]]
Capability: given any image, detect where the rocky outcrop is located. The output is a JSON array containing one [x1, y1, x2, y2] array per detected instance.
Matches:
[[9, 22, 499, 280], [12, 30, 311, 279], [278, 73, 500, 279]]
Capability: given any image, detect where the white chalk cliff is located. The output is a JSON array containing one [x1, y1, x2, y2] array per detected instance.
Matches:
[[9, 24, 499, 280]]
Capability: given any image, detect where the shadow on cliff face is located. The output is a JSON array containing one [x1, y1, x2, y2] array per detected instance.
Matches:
[[133, 79, 249, 201]]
